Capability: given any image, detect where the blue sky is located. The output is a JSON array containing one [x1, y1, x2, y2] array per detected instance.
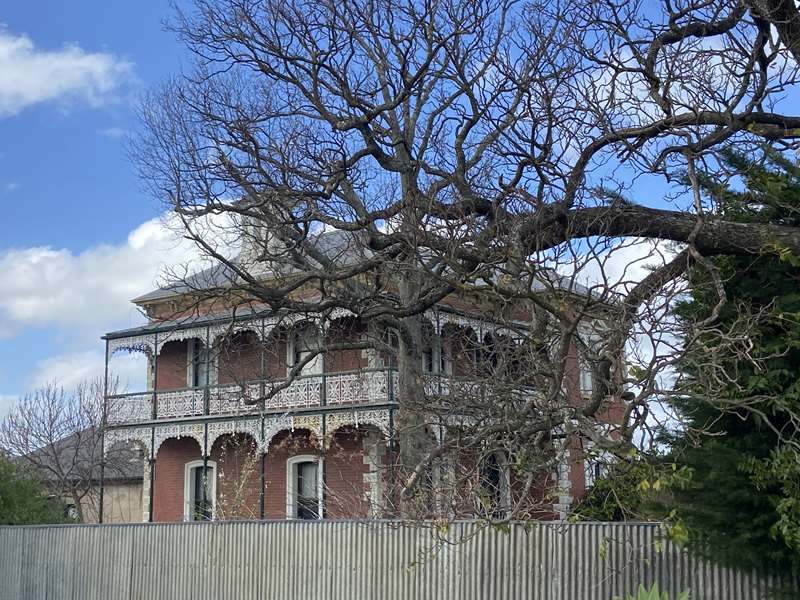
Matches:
[[0, 1, 682, 413], [0, 2, 196, 410], [0, 2, 784, 417]]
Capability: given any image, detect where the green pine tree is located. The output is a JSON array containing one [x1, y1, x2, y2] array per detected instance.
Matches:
[[669, 149, 800, 575]]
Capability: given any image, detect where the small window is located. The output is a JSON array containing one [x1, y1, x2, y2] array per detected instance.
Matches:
[[583, 441, 609, 488], [286, 456, 322, 519], [188, 339, 212, 388], [184, 460, 216, 521], [477, 453, 507, 518], [580, 362, 593, 394], [585, 461, 603, 488], [289, 325, 321, 375], [422, 346, 435, 373]]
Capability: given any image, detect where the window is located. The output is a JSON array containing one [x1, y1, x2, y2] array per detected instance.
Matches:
[[482, 335, 499, 374], [289, 325, 322, 375], [579, 362, 593, 394], [585, 460, 603, 488], [187, 339, 214, 388], [421, 346, 435, 373], [477, 453, 509, 518], [286, 455, 322, 519], [583, 442, 609, 488], [439, 339, 453, 375], [422, 338, 447, 374], [184, 460, 216, 521]]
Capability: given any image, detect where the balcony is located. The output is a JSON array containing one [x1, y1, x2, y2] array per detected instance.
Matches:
[[106, 368, 399, 425]]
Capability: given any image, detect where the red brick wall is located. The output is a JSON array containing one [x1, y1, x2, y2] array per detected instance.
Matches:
[[509, 468, 559, 520], [264, 334, 288, 379], [263, 429, 318, 518], [211, 433, 262, 520], [567, 436, 587, 501], [325, 430, 370, 518], [152, 437, 203, 522], [156, 340, 188, 390], [217, 332, 262, 385], [151, 427, 375, 521], [325, 320, 367, 373]]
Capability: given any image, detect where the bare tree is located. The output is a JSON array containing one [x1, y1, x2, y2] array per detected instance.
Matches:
[[0, 379, 126, 523], [130, 0, 800, 520]]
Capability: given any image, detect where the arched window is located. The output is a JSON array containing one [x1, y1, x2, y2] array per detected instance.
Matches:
[[184, 459, 216, 521], [286, 455, 323, 519]]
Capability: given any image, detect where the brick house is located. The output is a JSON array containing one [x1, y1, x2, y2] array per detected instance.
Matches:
[[101, 231, 619, 523]]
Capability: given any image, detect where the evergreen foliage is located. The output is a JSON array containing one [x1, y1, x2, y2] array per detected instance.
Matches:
[[0, 453, 67, 525], [668, 150, 800, 574]]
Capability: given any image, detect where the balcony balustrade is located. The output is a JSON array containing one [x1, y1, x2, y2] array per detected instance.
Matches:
[[106, 368, 399, 425]]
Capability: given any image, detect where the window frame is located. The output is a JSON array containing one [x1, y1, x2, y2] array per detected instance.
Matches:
[[285, 455, 324, 519], [579, 360, 594, 395], [287, 325, 323, 376], [187, 338, 216, 388], [477, 451, 511, 518], [184, 459, 217, 522]]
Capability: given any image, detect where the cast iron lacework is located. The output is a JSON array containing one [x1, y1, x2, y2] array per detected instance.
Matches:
[[325, 409, 391, 448]]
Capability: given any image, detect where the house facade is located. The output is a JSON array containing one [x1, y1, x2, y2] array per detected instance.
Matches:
[[101, 235, 616, 523]]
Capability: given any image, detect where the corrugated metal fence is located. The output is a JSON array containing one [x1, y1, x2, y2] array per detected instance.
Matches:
[[0, 521, 795, 600]]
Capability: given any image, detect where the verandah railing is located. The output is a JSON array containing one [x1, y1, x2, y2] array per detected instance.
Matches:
[[106, 368, 400, 425]]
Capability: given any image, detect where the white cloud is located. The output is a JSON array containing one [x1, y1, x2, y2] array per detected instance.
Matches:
[[0, 214, 200, 341], [0, 212, 239, 399], [0, 27, 134, 117], [3, 182, 20, 193], [26, 350, 147, 393], [548, 238, 681, 294], [98, 126, 128, 139]]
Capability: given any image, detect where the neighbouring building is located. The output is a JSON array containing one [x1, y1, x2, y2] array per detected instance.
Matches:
[[26, 429, 143, 524], [101, 231, 621, 523]]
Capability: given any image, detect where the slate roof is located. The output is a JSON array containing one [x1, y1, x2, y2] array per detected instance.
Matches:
[[132, 230, 368, 304], [23, 428, 143, 484], [133, 229, 594, 303]]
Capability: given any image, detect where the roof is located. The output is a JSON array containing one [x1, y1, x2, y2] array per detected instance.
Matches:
[[120, 229, 606, 340], [132, 230, 368, 305], [22, 428, 143, 484], [104, 306, 271, 340], [133, 260, 241, 304]]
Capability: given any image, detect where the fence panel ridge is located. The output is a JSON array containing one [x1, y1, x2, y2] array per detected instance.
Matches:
[[0, 521, 795, 600]]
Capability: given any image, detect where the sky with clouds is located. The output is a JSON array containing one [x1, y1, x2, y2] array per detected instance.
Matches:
[[0, 1, 678, 417], [0, 2, 720, 419], [0, 2, 197, 413]]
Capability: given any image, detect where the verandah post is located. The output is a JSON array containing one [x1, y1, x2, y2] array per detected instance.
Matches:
[[99, 338, 109, 523]]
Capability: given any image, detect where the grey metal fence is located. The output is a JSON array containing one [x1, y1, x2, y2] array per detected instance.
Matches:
[[0, 521, 794, 600]]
